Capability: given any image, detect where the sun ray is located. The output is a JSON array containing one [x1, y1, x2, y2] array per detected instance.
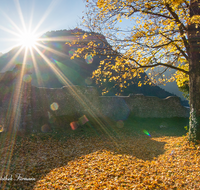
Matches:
[[32, 0, 59, 35], [19, 32, 38, 48], [0, 0, 124, 169], [33, 46, 120, 146], [0, 10, 23, 35], [0, 38, 21, 42], [30, 47, 45, 87], [29, 47, 52, 133], [39, 36, 76, 43], [0, 25, 21, 38], [2, 1, 41, 50], [0, 0, 124, 182], [2, 46, 29, 177], [0, 46, 24, 73], [36, 42, 69, 58], [14, 0, 27, 32], [27, 0, 35, 33]]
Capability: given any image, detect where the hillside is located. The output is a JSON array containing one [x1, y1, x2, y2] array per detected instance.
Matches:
[[0, 29, 186, 103]]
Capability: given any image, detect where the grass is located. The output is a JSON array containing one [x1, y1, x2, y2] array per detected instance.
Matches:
[[122, 116, 189, 137], [0, 116, 199, 189]]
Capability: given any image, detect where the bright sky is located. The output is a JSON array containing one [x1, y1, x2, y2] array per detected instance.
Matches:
[[0, 0, 85, 53]]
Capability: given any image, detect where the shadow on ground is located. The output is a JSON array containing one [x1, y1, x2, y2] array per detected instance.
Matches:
[[0, 115, 188, 189]]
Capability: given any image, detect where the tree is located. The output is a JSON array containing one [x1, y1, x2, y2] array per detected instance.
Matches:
[[68, 0, 200, 142], [188, 0, 200, 142]]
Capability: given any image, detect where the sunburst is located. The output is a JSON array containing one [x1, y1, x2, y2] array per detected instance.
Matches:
[[18, 31, 38, 48], [0, 1, 119, 180]]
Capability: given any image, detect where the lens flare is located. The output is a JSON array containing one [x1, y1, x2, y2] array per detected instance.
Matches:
[[70, 121, 79, 130], [19, 32, 38, 48], [41, 124, 51, 133], [50, 102, 59, 111], [103, 98, 130, 121], [85, 55, 93, 64], [143, 130, 151, 137], [78, 115, 89, 125], [0, 125, 4, 132], [47, 111, 52, 119], [23, 74, 32, 82], [69, 49, 75, 56]]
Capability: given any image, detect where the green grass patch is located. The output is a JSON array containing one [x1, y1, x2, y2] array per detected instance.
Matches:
[[19, 115, 189, 143], [122, 115, 189, 137]]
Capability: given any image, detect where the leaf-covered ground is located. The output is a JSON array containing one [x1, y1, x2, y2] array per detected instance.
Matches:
[[0, 130, 199, 190]]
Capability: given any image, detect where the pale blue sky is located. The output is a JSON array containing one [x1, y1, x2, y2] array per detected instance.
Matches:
[[0, 0, 85, 53]]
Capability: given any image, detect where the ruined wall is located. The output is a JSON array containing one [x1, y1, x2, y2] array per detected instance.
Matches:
[[100, 94, 189, 119], [30, 86, 189, 119], [31, 85, 100, 121], [0, 73, 189, 132], [29, 85, 189, 121]]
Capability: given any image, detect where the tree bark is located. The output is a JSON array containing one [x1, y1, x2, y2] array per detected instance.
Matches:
[[188, 0, 200, 141]]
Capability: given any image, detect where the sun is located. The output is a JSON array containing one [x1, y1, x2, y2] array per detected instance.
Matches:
[[19, 32, 38, 48]]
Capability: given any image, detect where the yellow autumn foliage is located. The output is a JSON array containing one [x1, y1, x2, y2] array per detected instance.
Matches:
[[1, 132, 199, 189], [175, 63, 189, 88], [67, 0, 191, 92]]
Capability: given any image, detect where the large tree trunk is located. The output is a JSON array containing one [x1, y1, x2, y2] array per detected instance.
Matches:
[[188, 0, 200, 141]]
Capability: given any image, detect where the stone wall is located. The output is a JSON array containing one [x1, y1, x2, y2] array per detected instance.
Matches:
[[30, 86, 189, 120], [100, 94, 189, 119], [0, 71, 189, 132], [31, 85, 100, 122]]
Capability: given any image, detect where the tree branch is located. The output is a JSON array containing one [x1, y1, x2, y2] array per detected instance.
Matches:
[[165, 3, 189, 53], [128, 58, 189, 74], [160, 33, 189, 60], [128, 4, 174, 20]]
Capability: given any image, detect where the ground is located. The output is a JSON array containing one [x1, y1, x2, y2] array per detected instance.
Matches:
[[0, 117, 199, 190]]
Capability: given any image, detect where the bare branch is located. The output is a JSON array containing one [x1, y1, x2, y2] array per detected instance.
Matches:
[[128, 5, 174, 20], [165, 3, 189, 53], [160, 33, 189, 60], [128, 57, 188, 74]]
